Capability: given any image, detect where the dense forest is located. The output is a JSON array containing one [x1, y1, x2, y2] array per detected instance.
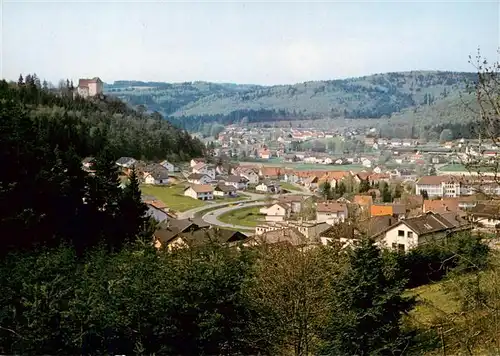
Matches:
[[4, 75, 205, 161], [106, 71, 478, 131]]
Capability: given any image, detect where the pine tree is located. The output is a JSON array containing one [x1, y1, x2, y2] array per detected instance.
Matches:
[[321, 239, 415, 355], [359, 178, 370, 193], [17, 74, 24, 86], [381, 182, 392, 202], [85, 148, 122, 247], [118, 167, 152, 243]]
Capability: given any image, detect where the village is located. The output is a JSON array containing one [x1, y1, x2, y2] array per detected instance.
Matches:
[[81, 135, 500, 254]]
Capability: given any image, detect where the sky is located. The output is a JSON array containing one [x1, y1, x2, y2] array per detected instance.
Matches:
[[1, 0, 500, 85]]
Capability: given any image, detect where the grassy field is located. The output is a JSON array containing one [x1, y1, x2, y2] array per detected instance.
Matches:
[[279, 182, 301, 192], [140, 184, 206, 212], [406, 281, 458, 326], [214, 195, 247, 202], [218, 206, 265, 227]]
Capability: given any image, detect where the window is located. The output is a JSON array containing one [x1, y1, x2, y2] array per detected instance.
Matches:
[[398, 230, 404, 237], [407, 231, 413, 239], [398, 244, 405, 252]]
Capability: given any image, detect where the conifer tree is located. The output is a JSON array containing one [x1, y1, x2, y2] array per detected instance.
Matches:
[[321, 239, 415, 355], [118, 166, 152, 243], [17, 74, 24, 86]]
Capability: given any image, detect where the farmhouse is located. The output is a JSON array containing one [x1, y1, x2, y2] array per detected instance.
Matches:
[[184, 184, 214, 201]]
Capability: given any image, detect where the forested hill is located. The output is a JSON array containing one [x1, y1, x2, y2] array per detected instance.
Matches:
[[105, 71, 478, 131], [1, 76, 205, 161]]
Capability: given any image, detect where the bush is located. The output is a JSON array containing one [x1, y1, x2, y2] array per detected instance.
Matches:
[[402, 232, 490, 288]]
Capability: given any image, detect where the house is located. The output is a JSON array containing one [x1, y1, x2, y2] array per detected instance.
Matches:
[[304, 176, 319, 190], [244, 228, 310, 248], [256, 181, 280, 193], [370, 204, 406, 219], [153, 218, 210, 250], [259, 167, 282, 180], [470, 203, 500, 230], [184, 184, 214, 200], [213, 183, 238, 198], [361, 158, 372, 168], [372, 212, 471, 252], [144, 169, 169, 185], [284, 172, 300, 184], [154, 218, 208, 249], [278, 195, 311, 213], [240, 169, 259, 185], [423, 198, 460, 214], [160, 160, 178, 172], [116, 157, 137, 168], [187, 173, 212, 185], [254, 220, 330, 242], [316, 202, 348, 224], [224, 175, 248, 190], [192, 162, 216, 180], [319, 223, 359, 247], [146, 204, 169, 222], [190, 158, 205, 168], [75, 77, 103, 98], [259, 203, 290, 222], [258, 148, 272, 159]]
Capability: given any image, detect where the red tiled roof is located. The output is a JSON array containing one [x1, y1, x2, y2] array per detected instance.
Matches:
[[317, 202, 347, 213]]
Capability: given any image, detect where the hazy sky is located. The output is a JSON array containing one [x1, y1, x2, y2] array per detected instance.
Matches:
[[1, 0, 499, 85]]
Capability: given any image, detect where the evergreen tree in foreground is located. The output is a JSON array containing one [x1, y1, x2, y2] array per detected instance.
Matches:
[[118, 166, 153, 243], [321, 239, 415, 355]]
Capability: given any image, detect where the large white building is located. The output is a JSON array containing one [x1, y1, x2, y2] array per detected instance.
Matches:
[[416, 175, 500, 198]]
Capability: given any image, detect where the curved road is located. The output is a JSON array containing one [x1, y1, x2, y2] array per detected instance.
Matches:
[[202, 201, 267, 232], [178, 184, 312, 220]]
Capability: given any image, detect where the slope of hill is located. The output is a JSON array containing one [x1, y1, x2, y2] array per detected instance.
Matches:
[[1, 77, 205, 161], [105, 71, 478, 131]]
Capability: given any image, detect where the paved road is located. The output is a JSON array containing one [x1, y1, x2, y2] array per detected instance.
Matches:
[[178, 188, 313, 220], [202, 201, 268, 231], [177, 198, 260, 219]]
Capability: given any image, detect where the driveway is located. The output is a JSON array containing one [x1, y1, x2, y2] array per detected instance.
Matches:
[[201, 201, 268, 232]]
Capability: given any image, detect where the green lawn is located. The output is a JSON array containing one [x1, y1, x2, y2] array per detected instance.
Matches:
[[214, 195, 247, 202], [279, 182, 301, 192], [140, 184, 206, 212], [218, 206, 265, 227]]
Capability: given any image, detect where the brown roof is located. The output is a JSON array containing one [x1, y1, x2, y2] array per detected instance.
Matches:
[[187, 184, 213, 193], [359, 216, 397, 237], [154, 218, 209, 244], [417, 175, 459, 185], [260, 167, 282, 177], [78, 77, 102, 88], [317, 202, 347, 213], [278, 195, 310, 203], [248, 228, 308, 246], [394, 195, 424, 209], [215, 183, 237, 192], [372, 212, 469, 239], [423, 199, 460, 213]]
